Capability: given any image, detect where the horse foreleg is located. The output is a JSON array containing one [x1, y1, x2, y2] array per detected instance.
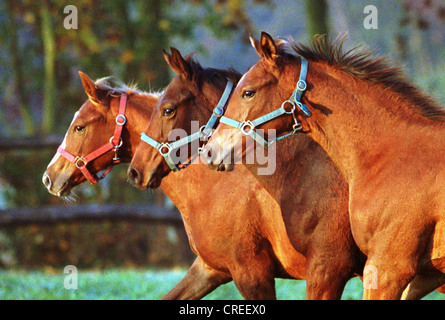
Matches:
[[361, 216, 436, 299], [231, 252, 277, 300], [305, 253, 354, 300], [161, 257, 231, 300], [362, 258, 417, 300], [401, 273, 445, 300]]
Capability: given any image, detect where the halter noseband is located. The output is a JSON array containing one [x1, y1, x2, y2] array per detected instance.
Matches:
[[57, 94, 128, 184], [219, 57, 310, 148], [140, 79, 234, 172]]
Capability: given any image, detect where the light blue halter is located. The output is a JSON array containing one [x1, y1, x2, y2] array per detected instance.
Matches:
[[219, 57, 310, 148], [140, 79, 234, 172]]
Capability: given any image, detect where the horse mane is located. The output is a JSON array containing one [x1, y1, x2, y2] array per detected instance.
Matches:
[[186, 55, 242, 90], [94, 77, 163, 98], [275, 35, 445, 121]]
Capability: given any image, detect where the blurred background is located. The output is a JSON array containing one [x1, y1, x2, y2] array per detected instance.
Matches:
[[0, 0, 444, 299]]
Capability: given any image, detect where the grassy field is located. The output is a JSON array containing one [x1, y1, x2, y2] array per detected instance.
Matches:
[[0, 269, 443, 300]]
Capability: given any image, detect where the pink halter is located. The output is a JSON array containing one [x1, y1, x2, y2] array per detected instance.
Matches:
[[57, 94, 127, 184]]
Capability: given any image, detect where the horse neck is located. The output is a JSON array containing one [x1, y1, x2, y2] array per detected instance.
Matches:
[[243, 134, 316, 199], [303, 62, 445, 183], [111, 93, 157, 162], [195, 82, 223, 124]]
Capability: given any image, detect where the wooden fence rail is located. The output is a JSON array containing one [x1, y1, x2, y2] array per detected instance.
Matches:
[[0, 134, 63, 151], [0, 204, 183, 227], [0, 135, 184, 227]]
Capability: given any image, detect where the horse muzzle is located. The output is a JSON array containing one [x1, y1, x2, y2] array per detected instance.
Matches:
[[42, 172, 72, 197], [200, 146, 235, 172]]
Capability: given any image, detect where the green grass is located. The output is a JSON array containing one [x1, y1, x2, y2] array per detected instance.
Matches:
[[0, 269, 442, 300]]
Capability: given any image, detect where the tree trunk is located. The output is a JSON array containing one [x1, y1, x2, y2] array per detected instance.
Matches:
[[139, 0, 170, 88], [6, 0, 35, 134], [40, 1, 56, 134], [305, 0, 329, 37]]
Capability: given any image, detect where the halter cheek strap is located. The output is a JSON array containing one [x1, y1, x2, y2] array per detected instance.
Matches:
[[219, 57, 310, 148], [57, 94, 128, 184], [140, 79, 234, 172]]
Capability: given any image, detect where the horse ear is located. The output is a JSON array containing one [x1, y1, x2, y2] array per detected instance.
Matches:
[[78, 71, 107, 105], [184, 52, 194, 62], [259, 32, 278, 62], [249, 34, 263, 57], [163, 47, 193, 79]]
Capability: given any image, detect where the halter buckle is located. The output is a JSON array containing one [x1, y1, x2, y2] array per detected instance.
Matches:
[[75, 156, 87, 168], [213, 106, 224, 117]]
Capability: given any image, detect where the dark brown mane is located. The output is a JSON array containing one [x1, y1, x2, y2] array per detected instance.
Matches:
[[186, 56, 242, 90], [276, 35, 445, 121]]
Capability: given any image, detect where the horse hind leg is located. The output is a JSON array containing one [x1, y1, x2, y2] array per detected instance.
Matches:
[[437, 284, 445, 294], [402, 221, 445, 299], [161, 257, 231, 300]]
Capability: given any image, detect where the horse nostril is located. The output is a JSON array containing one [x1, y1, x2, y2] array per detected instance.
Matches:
[[205, 148, 212, 159], [128, 167, 140, 183], [42, 174, 52, 189], [200, 147, 214, 166]]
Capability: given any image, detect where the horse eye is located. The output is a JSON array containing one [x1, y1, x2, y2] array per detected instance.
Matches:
[[162, 108, 175, 117], [242, 90, 256, 99], [74, 126, 85, 133]]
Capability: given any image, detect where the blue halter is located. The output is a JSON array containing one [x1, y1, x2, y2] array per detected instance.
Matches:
[[140, 79, 234, 172], [219, 57, 310, 148]]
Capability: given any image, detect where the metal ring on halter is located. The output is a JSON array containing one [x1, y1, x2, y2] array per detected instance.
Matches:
[[281, 100, 296, 114], [199, 125, 212, 138], [109, 136, 123, 148], [159, 143, 172, 156], [75, 156, 87, 169], [115, 114, 127, 126], [297, 79, 307, 91], [241, 120, 255, 135]]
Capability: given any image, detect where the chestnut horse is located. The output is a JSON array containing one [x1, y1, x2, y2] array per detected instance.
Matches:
[[42, 71, 308, 300], [128, 48, 367, 299], [205, 32, 445, 299]]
